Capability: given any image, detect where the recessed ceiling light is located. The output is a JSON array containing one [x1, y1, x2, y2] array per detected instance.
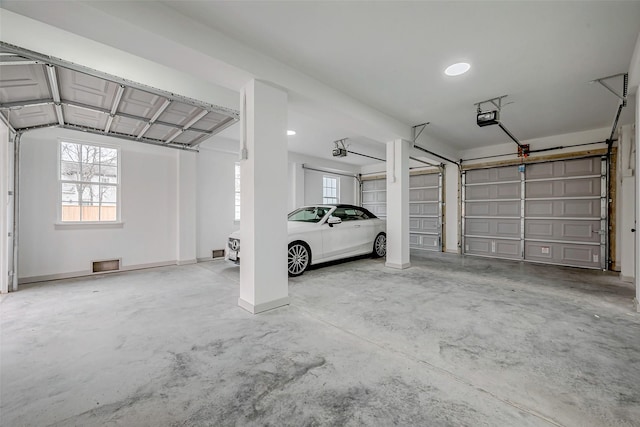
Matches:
[[444, 62, 471, 76], [287, 130, 296, 136]]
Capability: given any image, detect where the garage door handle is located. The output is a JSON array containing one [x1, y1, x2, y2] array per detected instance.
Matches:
[[592, 230, 604, 234]]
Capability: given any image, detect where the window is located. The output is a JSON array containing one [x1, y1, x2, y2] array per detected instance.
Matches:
[[322, 176, 339, 204], [332, 207, 370, 221], [288, 207, 328, 223], [59, 141, 119, 222], [234, 162, 241, 221]]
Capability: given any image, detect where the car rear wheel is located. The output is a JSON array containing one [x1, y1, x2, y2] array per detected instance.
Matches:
[[288, 242, 310, 277], [372, 233, 386, 258]]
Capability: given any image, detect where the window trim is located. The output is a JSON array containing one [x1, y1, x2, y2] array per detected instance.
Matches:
[[57, 138, 121, 224]]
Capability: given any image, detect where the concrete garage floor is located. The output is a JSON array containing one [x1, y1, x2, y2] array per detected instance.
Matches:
[[1, 253, 639, 427]]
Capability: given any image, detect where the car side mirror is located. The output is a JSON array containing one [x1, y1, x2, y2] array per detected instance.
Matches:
[[327, 216, 342, 227]]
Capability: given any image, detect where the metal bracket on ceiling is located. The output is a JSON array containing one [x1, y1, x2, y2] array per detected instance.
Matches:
[[592, 73, 629, 144], [473, 94, 513, 113], [411, 122, 460, 166], [411, 122, 430, 143], [0, 110, 16, 134], [592, 73, 628, 106]]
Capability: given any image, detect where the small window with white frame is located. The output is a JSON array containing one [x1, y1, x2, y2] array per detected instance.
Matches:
[[234, 162, 241, 221], [59, 140, 119, 222], [322, 175, 339, 204]]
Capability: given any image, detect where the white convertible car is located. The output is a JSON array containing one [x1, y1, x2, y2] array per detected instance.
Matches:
[[226, 204, 386, 276]]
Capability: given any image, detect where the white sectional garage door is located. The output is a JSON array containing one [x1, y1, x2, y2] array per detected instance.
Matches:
[[463, 165, 522, 260], [409, 172, 442, 251], [362, 171, 443, 252], [462, 156, 607, 269], [361, 178, 387, 219]]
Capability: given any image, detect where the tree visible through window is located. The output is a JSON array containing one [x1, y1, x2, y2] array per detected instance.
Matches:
[[234, 163, 241, 221], [60, 141, 119, 222], [323, 176, 339, 204]]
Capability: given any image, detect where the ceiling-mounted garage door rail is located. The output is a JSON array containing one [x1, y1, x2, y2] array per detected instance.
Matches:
[[0, 42, 239, 151]]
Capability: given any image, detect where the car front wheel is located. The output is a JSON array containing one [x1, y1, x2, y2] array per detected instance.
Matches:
[[372, 233, 386, 258], [288, 242, 310, 277]]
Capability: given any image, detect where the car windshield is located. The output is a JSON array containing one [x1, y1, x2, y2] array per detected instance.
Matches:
[[288, 207, 330, 223]]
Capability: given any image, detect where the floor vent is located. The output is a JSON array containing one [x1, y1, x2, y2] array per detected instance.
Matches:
[[92, 259, 120, 273], [212, 249, 225, 259]]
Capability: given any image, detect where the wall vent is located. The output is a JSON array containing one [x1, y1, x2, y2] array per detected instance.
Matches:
[[92, 259, 120, 273], [212, 249, 225, 259]]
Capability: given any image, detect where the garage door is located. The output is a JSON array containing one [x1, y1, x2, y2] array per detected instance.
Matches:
[[409, 172, 442, 251], [361, 177, 387, 219], [462, 156, 607, 269], [362, 170, 443, 252]]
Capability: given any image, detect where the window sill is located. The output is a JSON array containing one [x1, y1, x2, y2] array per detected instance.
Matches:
[[54, 221, 124, 230]]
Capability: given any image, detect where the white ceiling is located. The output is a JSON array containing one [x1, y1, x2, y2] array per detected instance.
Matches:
[[1, 1, 639, 165]]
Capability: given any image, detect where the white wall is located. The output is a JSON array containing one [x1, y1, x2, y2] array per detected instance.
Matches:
[[288, 152, 360, 206], [195, 143, 239, 260], [303, 170, 357, 206], [19, 128, 179, 282]]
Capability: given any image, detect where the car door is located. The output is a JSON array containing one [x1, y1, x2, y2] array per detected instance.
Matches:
[[321, 207, 370, 259]]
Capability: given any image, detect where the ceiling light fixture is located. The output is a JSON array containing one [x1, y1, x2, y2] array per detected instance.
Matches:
[[287, 130, 296, 136], [444, 62, 470, 76]]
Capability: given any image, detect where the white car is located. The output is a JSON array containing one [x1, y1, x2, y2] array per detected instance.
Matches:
[[226, 204, 386, 276]]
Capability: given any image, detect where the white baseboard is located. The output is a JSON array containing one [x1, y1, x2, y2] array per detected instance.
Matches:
[[385, 261, 411, 270], [177, 259, 197, 266], [620, 274, 635, 283], [19, 260, 177, 285], [238, 296, 290, 314]]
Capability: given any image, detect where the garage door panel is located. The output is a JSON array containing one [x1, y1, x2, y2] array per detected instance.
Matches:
[[526, 177, 600, 198], [410, 187, 438, 201], [362, 179, 385, 191], [9, 105, 57, 128], [362, 191, 386, 203], [363, 203, 386, 218], [466, 182, 520, 200], [465, 200, 520, 217], [410, 174, 439, 187], [526, 157, 600, 179], [465, 166, 519, 184], [410, 234, 440, 250], [525, 242, 600, 268], [410, 217, 439, 232], [525, 199, 599, 218], [410, 202, 439, 216], [466, 218, 520, 238], [464, 237, 521, 259], [525, 219, 600, 243]]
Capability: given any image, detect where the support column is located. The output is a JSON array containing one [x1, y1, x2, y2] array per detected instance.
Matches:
[[619, 125, 636, 283], [288, 162, 304, 212], [177, 150, 197, 265], [238, 79, 289, 314], [445, 163, 460, 253], [0, 123, 8, 293], [385, 138, 411, 269]]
